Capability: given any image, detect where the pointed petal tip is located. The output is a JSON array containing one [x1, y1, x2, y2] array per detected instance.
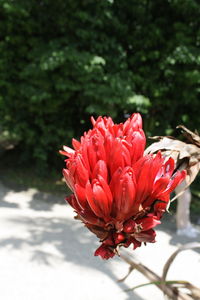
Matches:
[[59, 150, 68, 156], [91, 116, 96, 126], [94, 244, 115, 259], [60, 145, 75, 157], [62, 168, 68, 175], [72, 138, 81, 150]]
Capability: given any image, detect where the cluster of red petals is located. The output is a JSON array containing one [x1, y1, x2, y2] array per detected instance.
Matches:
[[61, 113, 186, 259]]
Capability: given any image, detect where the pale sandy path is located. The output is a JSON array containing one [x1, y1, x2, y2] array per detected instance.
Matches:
[[0, 182, 199, 300]]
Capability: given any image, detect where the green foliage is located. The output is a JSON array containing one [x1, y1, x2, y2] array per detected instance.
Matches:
[[0, 0, 199, 169]]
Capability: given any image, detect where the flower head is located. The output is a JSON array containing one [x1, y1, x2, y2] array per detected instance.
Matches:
[[61, 114, 186, 259]]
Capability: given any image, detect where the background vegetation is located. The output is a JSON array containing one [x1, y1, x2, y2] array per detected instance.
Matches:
[[0, 0, 199, 189]]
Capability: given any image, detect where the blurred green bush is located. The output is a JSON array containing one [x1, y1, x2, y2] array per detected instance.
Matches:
[[0, 0, 199, 170]]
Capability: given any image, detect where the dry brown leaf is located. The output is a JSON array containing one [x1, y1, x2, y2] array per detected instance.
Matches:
[[177, 125, 200, 148]]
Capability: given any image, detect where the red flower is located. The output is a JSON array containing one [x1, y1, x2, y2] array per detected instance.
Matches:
[[61, 114, 186, 259]]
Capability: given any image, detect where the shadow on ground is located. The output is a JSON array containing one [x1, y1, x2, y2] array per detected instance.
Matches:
[[0, 184, 144, 300]]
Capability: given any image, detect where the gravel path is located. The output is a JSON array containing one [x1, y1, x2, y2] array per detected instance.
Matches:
[[0, 182, 200, 300]]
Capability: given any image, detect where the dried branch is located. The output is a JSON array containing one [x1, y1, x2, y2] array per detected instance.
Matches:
[[120, 253, 190, 300], [161, 243, 200, 299], [120, 250, 200, 300]]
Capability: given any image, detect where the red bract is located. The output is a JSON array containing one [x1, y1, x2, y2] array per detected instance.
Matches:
[[61, 114, 186, 259]]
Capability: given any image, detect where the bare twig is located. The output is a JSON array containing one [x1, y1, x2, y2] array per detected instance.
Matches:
[[120, 252, 199, 300], [161, 243, 200, 299], [121, 254, 178, 300], [118, 265, 134, 282]]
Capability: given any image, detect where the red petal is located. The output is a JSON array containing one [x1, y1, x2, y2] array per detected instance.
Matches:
[[123, 219, 136, 233], [92, 160, 108, 181], [74, 184, 87, 209], [66, 194, 82, 213], [153, 201, 168, 218], [81, 141, 91, 172], [98, 175, 113, 210], [114, 167, 136, 220], [59, 150, 70, 157], [135, 216, 161, 231], [79, 209, 105, 226], [113, 124, 123, 137], [63, 168, 74, 191], [62, 145, 75, 157], [130, 113, 143, 130], [104, 132, 114, 161], [164, 157, 175, 176], [75, 155, 89, 186], [160, 170, 186, 197], [109, 138, 124, 176], [87, 139, 97, 171], [93, 134, 106, 162], [124, 236, 141, 249], [91, 116, 96, 126], [85, 178, 112, 220], [131, 130, 146, 163], [123, 117, 131, 134], [94, 244, 115, 259], [103, 234, 114, 246], [151, 152, 164, 180], [85, 181, 104, 218], [113, 232, 125, 244], [109, 167, 122, 195], [72, 138, 81, 150], [134, 229, 156, 243], [123, 113, 143, 134], [134, 156, 154, 205], [142, 175, 170, 208], [92, 177, 112, 217], [153, 176, 170, 197], [132, 155, 148, 179], [122, 141, 132, 166]]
